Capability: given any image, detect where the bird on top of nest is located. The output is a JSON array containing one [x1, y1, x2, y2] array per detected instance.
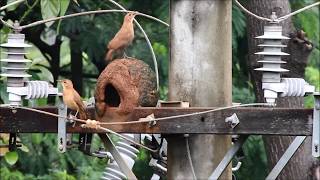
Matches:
[[105, 11, 138, 63], [58, 79, 87, 120]]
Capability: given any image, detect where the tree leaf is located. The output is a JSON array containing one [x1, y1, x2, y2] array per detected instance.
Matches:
[[31, 134, 42, 145], [60, 0, 70, 16], [4, 151, 19, 165], [30, 65, 54, 83], [41, 0, 61, 27], [57, 0, 70, 33], [6, 0, 21, 11]]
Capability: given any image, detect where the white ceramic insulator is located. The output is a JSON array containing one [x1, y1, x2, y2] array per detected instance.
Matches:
[[25, 81, 50, 99], [6, 81, 58, 105], [101, 134, 140, 180], [0, 33, 32, 88], [280, 78, 315, 97]]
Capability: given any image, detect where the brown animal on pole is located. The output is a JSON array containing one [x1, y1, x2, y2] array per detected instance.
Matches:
[[58, 79, 87, 120], [105, 12, 138, 62]]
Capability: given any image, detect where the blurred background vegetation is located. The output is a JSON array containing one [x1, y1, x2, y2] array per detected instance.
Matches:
[[0, 0, 319, 179]]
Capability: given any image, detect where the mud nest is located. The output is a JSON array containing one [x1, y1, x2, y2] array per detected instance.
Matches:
[[95, 58, 159, 119]]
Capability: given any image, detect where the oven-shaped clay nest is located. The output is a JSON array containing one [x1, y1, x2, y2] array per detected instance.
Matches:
[[95, 58, 159, 120]]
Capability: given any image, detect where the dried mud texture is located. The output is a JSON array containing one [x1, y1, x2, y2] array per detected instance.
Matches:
[[95, 58, 159, 119]]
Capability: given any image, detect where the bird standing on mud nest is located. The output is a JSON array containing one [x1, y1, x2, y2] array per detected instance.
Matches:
[[58, 79, 87, 120], [105, 12, 138, 62]]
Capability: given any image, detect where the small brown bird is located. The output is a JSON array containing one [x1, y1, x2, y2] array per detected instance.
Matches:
[[105, 12, 138, 62], [58, 79, 87, 120]]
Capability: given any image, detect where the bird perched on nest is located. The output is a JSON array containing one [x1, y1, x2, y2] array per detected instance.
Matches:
[[105, 11, 138, 62], [58, 79, 87, 120]]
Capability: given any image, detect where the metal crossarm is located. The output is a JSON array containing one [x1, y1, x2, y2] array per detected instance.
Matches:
[[265, 136, 306, 180], [209, 136, 248, 180]]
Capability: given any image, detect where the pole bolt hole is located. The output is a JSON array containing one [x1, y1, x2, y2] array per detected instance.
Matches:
[[200, 117, 205, 122]]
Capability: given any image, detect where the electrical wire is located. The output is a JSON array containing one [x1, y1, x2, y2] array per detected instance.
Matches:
[[98, 103, 273, 125], [185, 136, 197, 180], [11, 106, 87, 123], [277, 1, 320, 22], [18, 9, 169, 29], [3, 105, 157, 152], [0, 0, 25, 12], [99, 126, 157, 152], [234, 0, 320, 22], [0, 103, 271, 151], [234, 0, 272, 22], [0, 18, 16, 29], [108, 0, 160, 91]]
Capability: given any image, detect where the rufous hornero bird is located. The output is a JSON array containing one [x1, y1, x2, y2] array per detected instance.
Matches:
[[105, 11, 138, 62], [58, 79, 87, 120]]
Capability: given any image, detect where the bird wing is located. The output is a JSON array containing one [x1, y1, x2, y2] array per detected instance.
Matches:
[[108, 26, 134, 50], [72, 90, 87, 119]]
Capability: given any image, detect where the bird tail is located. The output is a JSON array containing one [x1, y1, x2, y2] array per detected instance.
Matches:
[[105, 49, 114, 62], [79, 105, 87, 120]]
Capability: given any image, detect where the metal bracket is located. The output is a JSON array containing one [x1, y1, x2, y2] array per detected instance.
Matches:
[[312, 93, 320, 157], [78, 133, 93, 155], [266, 136, 306, 180], [8, 133, 18, 151], [57, 103, 67, 153], [208, 136, 248, 180], [149, 158, 167, 180], [99, 133, 138, 180], [225, 113, 240, 129]]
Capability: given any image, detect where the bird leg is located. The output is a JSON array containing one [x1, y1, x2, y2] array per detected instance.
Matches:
[[67, 111, 77, 127], [122, 50, 134, 60], [123, 51, 129, 59], [74, 110, 79, 117]]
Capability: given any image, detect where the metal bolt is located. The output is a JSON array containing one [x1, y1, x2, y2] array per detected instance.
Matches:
[[58, 144, 64, 151], [148, 120, 156, 127], [11, 109, 17, 114], [270, 12, 278, 22]]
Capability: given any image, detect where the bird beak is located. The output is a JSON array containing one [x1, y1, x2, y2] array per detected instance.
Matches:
[[57, 80, 62, 82]]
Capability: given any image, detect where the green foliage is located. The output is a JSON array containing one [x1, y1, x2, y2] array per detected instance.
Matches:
[[235, 136, 268, 180], [304, 66, 320, 107], [232, 85, 255, 104], [305, 66, 320, 91], [29, 65, 54, 83], [0, 166, 77, 180], [41, 0, 61, 27], [132, 149, 153, 179], [0, 167, 25, 180], [5, 0, 21, 11], [4, 151, 18, 165], [291, 0, 320, 108], [0, 0, 318, 179], [232, 3, 246, 51]]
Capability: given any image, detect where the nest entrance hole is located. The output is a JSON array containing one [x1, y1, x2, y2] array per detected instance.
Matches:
[[105, 84, 120, 107]]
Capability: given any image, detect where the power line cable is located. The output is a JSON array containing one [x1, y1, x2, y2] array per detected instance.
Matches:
[[234, 0, 320, 22]]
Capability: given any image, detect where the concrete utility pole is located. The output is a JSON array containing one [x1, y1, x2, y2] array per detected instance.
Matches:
[[168, 0, 232, 179]]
